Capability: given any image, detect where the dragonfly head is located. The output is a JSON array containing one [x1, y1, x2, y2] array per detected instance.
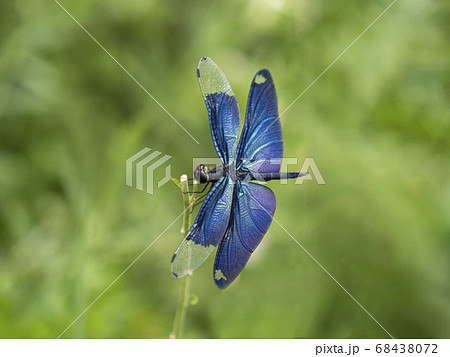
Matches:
[[193, 164, 208, 184]]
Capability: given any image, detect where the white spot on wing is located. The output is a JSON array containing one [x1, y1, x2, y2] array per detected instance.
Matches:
[[254, 74, 267, 84], [214, 269, 227, 281]]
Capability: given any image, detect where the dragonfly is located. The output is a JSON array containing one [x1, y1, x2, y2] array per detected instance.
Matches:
[[171, 57, 308, 289]]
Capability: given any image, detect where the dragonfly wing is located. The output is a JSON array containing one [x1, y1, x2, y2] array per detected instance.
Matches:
[[197, 57, 240, 165], [236, 69, 283, 173], [171, 177, 234, 278], [213, 181, 276, 289]]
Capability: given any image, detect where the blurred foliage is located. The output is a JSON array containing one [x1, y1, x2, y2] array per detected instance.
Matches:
[[0, 0, 448, 338]]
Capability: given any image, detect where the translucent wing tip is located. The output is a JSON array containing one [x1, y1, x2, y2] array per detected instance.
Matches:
[[198, 56, 211, 65], [197, 57, 234, 97], [171, 239, 216, 279], [197, 57, 209, 77], [197, 56, 213, 76]]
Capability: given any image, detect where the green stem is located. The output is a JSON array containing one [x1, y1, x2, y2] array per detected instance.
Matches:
[[170, 174, 195, 338], [170, 267, 191, 339]]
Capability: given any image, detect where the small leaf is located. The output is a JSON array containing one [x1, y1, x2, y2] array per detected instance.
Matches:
[[171, 177, 182, 190], [189, 294, 199, 305]]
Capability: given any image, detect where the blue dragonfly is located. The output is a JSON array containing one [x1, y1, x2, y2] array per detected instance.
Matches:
[[171, 57, 307, 289]]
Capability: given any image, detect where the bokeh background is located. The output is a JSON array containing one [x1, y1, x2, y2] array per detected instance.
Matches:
[[0, 0, 448, 338]]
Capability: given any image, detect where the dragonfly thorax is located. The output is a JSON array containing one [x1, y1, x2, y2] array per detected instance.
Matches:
[[194, 164, 235, 183], [224, 164, 237, 182]]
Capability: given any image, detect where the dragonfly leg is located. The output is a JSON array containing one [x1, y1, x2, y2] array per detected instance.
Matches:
[[183, 181, 211, 194], [193, 192, 209, 208], [192, 182, 215, 208]]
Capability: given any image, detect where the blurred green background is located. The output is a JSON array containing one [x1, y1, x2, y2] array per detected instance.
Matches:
[[0, 0, 448, 338]]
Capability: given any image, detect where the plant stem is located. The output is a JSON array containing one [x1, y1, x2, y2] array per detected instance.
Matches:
[[170, 174, 195, 338], [170, 267, 191, 339]]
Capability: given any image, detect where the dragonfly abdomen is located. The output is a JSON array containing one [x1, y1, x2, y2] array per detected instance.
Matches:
[[237, 171, 309, 182]]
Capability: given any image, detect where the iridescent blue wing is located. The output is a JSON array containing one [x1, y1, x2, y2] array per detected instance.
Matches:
[[197, 57, 241, 165], [213, 181, 276, 289], [171, 177, 234, 278], [236, 69, 283, 173]]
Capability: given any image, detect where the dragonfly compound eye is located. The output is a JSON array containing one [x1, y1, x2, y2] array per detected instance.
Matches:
[[194, 164, 208, 184], [199, 165, 208, 183]]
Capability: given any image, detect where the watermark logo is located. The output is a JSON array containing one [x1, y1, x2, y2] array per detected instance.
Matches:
[[126, 147, 172, 194], [280, 157, 325, 184]]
